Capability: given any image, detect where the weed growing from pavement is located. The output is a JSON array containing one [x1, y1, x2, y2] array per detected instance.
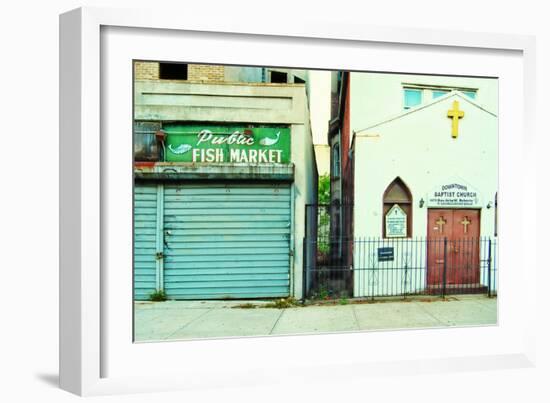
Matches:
[[230, 295, 468, 309], [264, 297, 302, 309], [317, 285, 330, 300], [149, 289, 167, 302], [230, 298, 303, 309], [232, 302, 257, 309]]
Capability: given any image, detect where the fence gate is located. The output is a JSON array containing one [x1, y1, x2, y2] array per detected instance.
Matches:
[[303, 203, 354, 299]]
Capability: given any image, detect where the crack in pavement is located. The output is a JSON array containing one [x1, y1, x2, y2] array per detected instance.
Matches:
[[466, 298, 497, 311], [162, 309, 214, 340], [412, 302, 448, 326], [268, 309, 286, 334], [351, 305, 361, 330]]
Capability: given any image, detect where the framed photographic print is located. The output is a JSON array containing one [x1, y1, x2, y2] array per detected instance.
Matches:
[[60, 6, 537, 396]]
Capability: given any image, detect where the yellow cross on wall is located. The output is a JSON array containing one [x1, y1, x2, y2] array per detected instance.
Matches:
[[447, 100, 465, 138]]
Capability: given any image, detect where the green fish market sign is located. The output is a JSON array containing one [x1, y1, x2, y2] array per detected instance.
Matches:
[[164, 125, 290, 164]]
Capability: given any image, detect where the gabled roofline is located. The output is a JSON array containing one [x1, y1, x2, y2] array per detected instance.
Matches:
[[355, 90, 497, 135]]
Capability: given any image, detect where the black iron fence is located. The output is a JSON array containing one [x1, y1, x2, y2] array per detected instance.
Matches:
[[303, 237, 498, 300], [305, 203, 354, 265]]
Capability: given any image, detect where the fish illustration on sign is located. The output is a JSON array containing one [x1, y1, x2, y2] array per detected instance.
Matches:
[[259, 131, 280, 146], [168, 144, 192, 154]]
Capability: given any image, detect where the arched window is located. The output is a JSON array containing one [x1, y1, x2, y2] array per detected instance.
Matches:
[[383, 177, 412, 238]]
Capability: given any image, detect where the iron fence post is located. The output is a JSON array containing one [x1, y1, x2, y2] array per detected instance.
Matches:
[[442, 238, 448, 298], [302, 237, 307, 302], [487, 238, 492, 297]]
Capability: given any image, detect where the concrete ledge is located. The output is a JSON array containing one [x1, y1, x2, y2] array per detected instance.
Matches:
[[134, 162, 295, 181], [134, 80, 307, 124]]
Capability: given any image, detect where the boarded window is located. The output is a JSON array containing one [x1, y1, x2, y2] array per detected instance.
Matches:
[[134, 121, 162, 162]]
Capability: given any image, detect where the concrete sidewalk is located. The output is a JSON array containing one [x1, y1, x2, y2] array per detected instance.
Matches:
[[134, 295, 497, 342]]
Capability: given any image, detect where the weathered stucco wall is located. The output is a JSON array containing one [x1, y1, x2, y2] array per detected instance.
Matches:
[[350, 72, 498, 135], [353, 93, 498, 239], [135, 80, 307, 124], [290, 103, 318, 298], [307, 70, 332, 146]]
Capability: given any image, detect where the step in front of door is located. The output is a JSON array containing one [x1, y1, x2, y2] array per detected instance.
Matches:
[[426, 284, 488, 295]]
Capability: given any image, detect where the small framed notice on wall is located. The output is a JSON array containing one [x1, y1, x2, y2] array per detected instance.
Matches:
[[385, 204, 407, 238]]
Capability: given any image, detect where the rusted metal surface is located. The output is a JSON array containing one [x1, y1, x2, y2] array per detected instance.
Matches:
[[134, 162, 295, 181]]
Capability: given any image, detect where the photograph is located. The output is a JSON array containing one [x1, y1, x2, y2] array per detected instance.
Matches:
[[132, 61, 498, 342]]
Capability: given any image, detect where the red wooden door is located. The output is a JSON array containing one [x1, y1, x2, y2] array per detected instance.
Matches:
[[427, 210, 453, 286], [449, 210, 480, 285], [427, 209, 480, 287]]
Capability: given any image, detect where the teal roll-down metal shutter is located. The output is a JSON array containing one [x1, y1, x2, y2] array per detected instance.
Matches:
[[134, 183, 158, 300], [163, 183, 291, 299]]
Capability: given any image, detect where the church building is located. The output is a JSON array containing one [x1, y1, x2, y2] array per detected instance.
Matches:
[[328, 72, 498, 297]]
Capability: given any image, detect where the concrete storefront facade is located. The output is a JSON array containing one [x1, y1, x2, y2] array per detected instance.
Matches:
[[134, 74, 317, 300]]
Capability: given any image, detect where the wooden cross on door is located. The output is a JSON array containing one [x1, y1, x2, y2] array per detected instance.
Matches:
[[461, 216, 471, 234], [436, 216, 447, 232]]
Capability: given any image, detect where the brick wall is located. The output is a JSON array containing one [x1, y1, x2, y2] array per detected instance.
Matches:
[[134, 62, 225, 82], [134, 62, 159, 80], [188, 64, 225, 81]]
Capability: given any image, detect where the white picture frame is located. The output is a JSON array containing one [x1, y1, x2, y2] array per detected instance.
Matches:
[[60, 7, 537, 396]]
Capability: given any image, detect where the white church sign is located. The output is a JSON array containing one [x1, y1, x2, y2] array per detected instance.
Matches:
[[427, 182, 481, 208], [385, 204, 407, 238]]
